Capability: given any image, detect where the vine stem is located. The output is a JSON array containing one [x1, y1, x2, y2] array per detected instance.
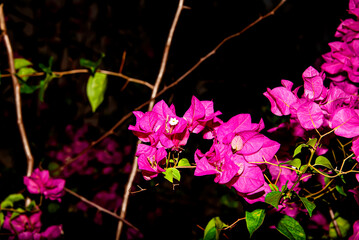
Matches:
[[116, 1, 185, 239], [1, 69, 154, 90], [64, 188, 140, 232], [65, 0, 287, 169], [0, 4, 34, 178]]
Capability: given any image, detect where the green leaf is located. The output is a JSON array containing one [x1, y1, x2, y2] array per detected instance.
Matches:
[[314, 156, 333, 169], [86, 72, 108, 112], [269, 183, 279, 192], [277, 215, 306, 240], [298, 196, 316, 217], [335, 185, 347, 196], [178, 158, 191, 167], [4, 193, 24, 203], [1, 200, 13, 209], [293, 144, 306, 157], [17, 67, 37, 81], [265, 191, 282, 209], [172, 168, 181, 181], [80, 53, 105, 74], [306, 138, 317, 148], [10, 208, 25, 220], [280, 158, 301, 170], [38, 57, 56, 101], [0, 212, 4, 228], [14, 58, 32, 70], [163, 168, 181, 183], [20, 83, 40, 94], [48, 202, 60, 213], [329, 216, 350, 238], [246, 208, 266, 238], [203, 217, 228, 240], [220, 195, 239, 209]]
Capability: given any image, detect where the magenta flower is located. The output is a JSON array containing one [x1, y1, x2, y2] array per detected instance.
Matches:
[[263, 80, 298, 116], [296, 101, 324, 130], [23, 168, 65, 202], [302, 66, 326, 100], [3, 211, 62, 240], [353, 137, 359, 161], [128, 111, 165, 146], [329, 107, 359, 138], [136, 144, 167, 180], [3, 212, 42, 235], [349, 220, 359, 240]]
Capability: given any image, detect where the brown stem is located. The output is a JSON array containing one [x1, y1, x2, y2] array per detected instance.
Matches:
[[1, 68, 153, 90], [64, 188, 140, 232], [329, 206, 342, 239], [0, 4, 34, 177], [63, 0, 287, 175], [116, 1, 185, 239]]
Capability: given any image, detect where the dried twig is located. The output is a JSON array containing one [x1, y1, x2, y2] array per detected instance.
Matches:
[[64, 188, 140, 233], [116, 1, 185, 239], [0, 4, 34, 177], [63, 0, 287, 177], [1, 68, 153, 90]]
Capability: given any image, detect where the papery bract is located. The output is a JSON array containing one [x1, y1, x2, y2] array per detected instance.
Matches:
[[302, 66, 326, 100], [349, 220, 359, 240], [296, 101, 324, 130], [136, 144, 167, 180], [263, 80, 298, 116], [329, 108, 359, 138], [23, 168, 65, 202]]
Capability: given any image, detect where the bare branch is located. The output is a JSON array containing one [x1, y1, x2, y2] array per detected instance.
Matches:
[[0, 4, 34, 177], [64, 188, 140, 233]]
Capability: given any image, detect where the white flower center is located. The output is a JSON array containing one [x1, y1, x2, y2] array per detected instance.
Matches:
[[169, 117, 179, 126], [231, 135, 244, 152]]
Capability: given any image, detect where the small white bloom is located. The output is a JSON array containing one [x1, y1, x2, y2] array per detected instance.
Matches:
[[169, 117, 179, 126]]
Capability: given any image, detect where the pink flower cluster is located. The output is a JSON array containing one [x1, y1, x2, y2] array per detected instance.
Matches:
[[3, 211, 62, 240], [24, 168, 65, 202], [321, 0, 359, 94], [264, 66, 359, 146], [129, 96, 280, 203]]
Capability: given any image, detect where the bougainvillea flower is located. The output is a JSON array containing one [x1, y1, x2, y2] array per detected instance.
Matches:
[[296, 101, 324, 130], [24, 168, 65, 202], [183, 96, 206, 131], [329, 107, 359, 138], [352, 137, 359, 162], [136, 144, 167, 180], [302, 66, 326, 100], [349, 220, 359, 240], [128, 111, 165, 146], [350, 0, 359, 17], [39, 225, 63, 239], [239, 183, 271, 204], [226, 161, 264, 194], [263, 80, 298, 116], [244, 136, 280, 163], [216, 114, 253, 143], [3, 212, 42, 235]]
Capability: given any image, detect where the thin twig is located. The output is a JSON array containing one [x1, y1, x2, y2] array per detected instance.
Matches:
[[329, 206, 342, 239], [1, 68, 153, 90], [116, 1, 185, 239], [0, 4, 34, 177], [64, 188, 140, 232], [62, 0, 287, 174]]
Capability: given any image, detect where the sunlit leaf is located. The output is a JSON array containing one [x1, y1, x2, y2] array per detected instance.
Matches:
[[293, 144, 306, 157], [280, 158, 301, 170], [246, 208, 266, 238], [298, 196, 316, 217], [265, 191, 282, 209], [204, 217, 228, 240], [17, 67, 37, 81], [14, 58, 32, 70], [277, 215, 306, 240], [329, 216, 350, 238], [314, 156, 333, 169], [178, 158, 191, 167], [86, 72, 107, 112]]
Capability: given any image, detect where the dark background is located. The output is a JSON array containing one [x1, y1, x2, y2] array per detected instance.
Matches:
[[0, 0, 351, 239]]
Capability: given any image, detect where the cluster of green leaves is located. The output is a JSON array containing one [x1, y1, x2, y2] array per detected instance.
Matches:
[[14, 55, 108, 112], [0, 193, 36, 228], [163, 158, 191, 183]]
